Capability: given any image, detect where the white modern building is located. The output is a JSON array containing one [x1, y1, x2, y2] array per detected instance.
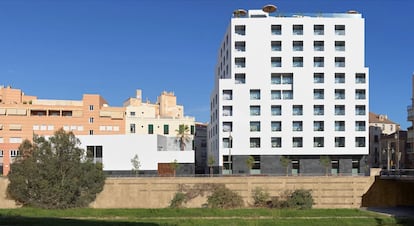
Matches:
[[78, 134, 195, 176], [208, 5, 369, 175]]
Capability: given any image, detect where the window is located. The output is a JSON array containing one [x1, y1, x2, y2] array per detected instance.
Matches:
[[352, 160, 360, 175], [271, 25, 281, 35], [10, 150, 20, 157], [271, 41, 281, 51], [335, 105, 345, 115], [191, 125, 195, 135], [271, 57, 281, 67], [87, 145, 103, 163], [130, 124, 136, 133], [235, 57, 246, 68], [250, 121, 260, 132], [355, 137, 366, 147], [314, 41, 324, 51], [271, 105, 281, 116], [355, 89, 366, 99], [223, 90, 233, 100], [314, 25, 324, 35], [314, 57, 324, 67], [314, 73, 324, 83], [355, 121, 366, 131], [293, 57, 303, 67], [293, 137, 303, 147], [235, 25, 246, 35], [250, 89, 261, 100], [271, 121, 281, 131], [292, 160, 300, 175], [130, 111, 136, 116], [356, 73, 366, 84], [293, 25, 303, 35], [148, 124, 154, 134], [250, 105, 261, 116], [223, 122, 233, 132], [0, 150, 3, 157], [335, 73, 345, 83], [89, 117, 94, 123], [223, 106, 233, 116], [235, 73, 246, 84], [314, 89, 324, 99], [163, 124, 169, 134], [271, 90, 281, 100], [314, 137, 324, 147], [292, 121, 303, 131], [335, 89, 345, 99], [335, 137, 345, 147], [314, 121, 324, 131], [293, 105, 303, 115], [89, 105, 94, 111], [335, 57, 345, 67], [355, 105, 366, 115], [335, 25, 345, 35], [314, 105, 324, 115], [282, 90, 293, 99], [235, 41, 245, 52], [335, 121, 345, 131], [282, 74, 293, 84], [271, 137, 282, 148], [293, 41, 303, 51], [89, 130, 94, 135], [271, 73, 281, 84], [335, 41, 345, 51], [223, 137, 232, 148], [250, 138, 260, 148]]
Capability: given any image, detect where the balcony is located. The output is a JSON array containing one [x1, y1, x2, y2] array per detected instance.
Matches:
[[408, 105, 414, 121]]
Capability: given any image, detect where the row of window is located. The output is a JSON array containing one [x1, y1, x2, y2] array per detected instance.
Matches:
[[129, 124, 195, 135], [235, 24, 346, 36], [235, 40, 346, 52], [242, 89, 365, 101], [222, 105, 366, 117], [235, 56, 347, 68], [0, 149, 20, 157], [233, 72, 366, 85], [224, 120, 366, 132], [223, 136, 365, 148]]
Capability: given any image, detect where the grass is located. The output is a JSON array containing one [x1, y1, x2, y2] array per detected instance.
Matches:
[[0, 208, 412, 226]]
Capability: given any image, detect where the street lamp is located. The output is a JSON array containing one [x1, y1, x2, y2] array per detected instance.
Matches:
[[229, 132, 232, 174]]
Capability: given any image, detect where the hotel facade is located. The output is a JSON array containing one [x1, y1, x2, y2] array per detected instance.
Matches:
[[0, 86, 195, 176], [208, 6, 369, 175]]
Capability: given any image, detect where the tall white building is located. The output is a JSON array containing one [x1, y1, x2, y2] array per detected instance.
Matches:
[[209, 5, 369, 175]]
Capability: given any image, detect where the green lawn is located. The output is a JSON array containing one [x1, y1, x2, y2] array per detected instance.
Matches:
[[0, 208, 412, 226]]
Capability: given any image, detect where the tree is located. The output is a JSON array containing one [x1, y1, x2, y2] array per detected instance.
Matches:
[[207, 155, 215, 177], [131, 154, 141, 176], [246, 156, 255, 174], [170, 159, 180, 177], [175, 124, 191, 151], [280, 156, 291, 176], [7, 129, 105, 209], [320, 155, 331, 176]]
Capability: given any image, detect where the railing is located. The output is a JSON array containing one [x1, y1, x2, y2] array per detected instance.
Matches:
[[380, 169, 414, 179]]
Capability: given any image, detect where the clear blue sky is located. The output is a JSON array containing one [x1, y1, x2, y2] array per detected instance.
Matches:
[[1, 0, 413, 128]]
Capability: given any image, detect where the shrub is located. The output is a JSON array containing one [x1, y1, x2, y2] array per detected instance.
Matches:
[[252, 187, 270, 207], [286, 189, 314, 209], [207, 184, 243, 208], [169, 192, 186, 208]]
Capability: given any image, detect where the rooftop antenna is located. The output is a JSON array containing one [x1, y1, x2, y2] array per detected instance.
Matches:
[[233, 9, 247, 17], [262, 4, 277, 13]]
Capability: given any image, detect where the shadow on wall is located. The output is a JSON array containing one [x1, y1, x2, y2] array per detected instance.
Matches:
[[362, 176, 414, 207]]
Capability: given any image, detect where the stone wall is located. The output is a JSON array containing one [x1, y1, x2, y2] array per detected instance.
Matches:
[[1, 175, 377, 209]]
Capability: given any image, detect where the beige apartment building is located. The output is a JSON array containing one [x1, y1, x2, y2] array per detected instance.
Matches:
[[0, 86, 125, 175], [0, 86, 196, 176]]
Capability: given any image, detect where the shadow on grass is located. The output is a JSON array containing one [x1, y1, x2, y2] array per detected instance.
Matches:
[[0, 216, 171, 226], [394, 217, 414, 226]]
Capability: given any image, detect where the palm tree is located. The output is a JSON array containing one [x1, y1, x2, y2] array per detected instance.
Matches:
[[176, 124, 191, 151]]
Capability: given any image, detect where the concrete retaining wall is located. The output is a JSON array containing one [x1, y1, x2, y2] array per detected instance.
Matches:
[[1, 175, 376, 209]]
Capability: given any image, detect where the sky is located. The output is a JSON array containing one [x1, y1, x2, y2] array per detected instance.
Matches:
[[0, 0, 413, 128]]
